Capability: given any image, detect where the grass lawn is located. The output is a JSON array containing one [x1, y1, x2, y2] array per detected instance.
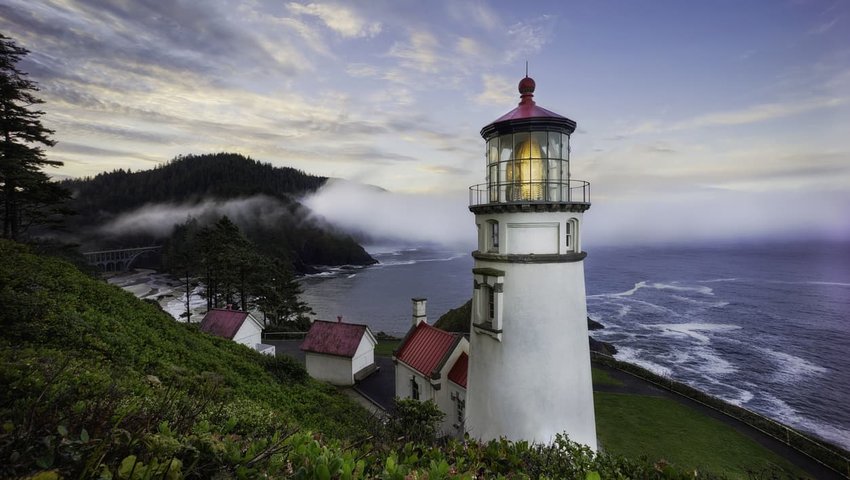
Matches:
[[591, 367, 624, 387], [594, 392, 809, 479], [375, 339, 401, 356]]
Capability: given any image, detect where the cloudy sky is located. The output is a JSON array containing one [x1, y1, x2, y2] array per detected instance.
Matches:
[[3, 0, 849, 245]]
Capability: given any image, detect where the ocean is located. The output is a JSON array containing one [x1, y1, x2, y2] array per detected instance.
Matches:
[[299, 241, 850, 450]]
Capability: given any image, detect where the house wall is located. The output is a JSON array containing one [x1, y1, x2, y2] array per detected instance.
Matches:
[[232, 318, 262, 348], [395, 339, 469, 438], [434, 340, 468, 437], [446, 382, 466, 438], [395, 362, 435, 403], [351, 334, 376, 374], [306, 353, 354, 386]]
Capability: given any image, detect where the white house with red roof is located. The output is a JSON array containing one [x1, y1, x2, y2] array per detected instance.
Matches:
[[394, 299, 469, 437], [300, 319, 377, 386], [199, 308, 274, 356]]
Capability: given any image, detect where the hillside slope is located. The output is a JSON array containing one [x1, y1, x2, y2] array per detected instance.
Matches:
[[0, 239, 372, 477], [60, 153, 375, 271]]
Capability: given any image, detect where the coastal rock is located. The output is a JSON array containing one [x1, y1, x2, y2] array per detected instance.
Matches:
[[589, 336, 617, 356], [587, 317, 604, 330]]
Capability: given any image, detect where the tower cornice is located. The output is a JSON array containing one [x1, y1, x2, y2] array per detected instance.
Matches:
[[472, 250, 587, 264], [469, 202, 590, 214]]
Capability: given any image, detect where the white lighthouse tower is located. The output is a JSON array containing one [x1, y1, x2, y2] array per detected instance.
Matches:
[[465, 76, 597, 449]]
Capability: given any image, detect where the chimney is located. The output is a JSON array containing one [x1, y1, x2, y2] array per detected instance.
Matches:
[[337, 315, 342, 323], [412, 298, 427, 326]]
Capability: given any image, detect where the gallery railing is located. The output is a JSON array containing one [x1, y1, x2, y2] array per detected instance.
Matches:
[[469, 179, 590, 207]]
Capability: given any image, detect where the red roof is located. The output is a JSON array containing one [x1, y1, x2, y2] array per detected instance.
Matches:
[[480, 76, 576, 139], [395, 322, 460, 377], [199, 309, 251, 339], [448, 352, 468, 388], [491, 99, 566, 123], [300, 320, 370, 358], [489, 76, 567, 124]]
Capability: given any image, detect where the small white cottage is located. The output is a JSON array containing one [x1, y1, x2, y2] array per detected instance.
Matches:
[[199, 308, 275, 356], [394, 299, 469, 437], [300, 320, 377, 386]]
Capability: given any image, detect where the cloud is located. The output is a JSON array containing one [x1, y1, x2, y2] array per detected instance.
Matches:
[[475, 74, 516, 106], [419, 165, 471, 176], [456, 37, 482, 57], [301, 179, 474, 248], [445, 2, 500, 31], [97, 195, 295, 238], [388, 30, 441, 73], [625, 96, 847, 135], [505, 14, 555, 61], [286, 2, 381, 38], [585, 187, 850, 246], [809, 16, 840, 34]]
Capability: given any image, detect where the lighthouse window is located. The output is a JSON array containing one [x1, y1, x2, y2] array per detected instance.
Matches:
[[489, 220, 499, 251], [487, 287, 495, 321], [566, 219, 579, 253]]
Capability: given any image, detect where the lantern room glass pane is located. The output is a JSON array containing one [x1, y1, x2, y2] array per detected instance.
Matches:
[[533, 132, 548, 159], [499, 134, 513, 162], [561, 133, 570, 159], [548, 159, 561, 201], [488, 138, 499, 166], [513, 132, 530, 158], [548, 132, 562, 160]]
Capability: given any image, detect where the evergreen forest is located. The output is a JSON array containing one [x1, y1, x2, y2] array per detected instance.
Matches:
[[60, 153, 377, 273]]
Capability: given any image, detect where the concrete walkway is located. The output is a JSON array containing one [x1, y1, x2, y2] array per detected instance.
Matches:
[[267, 339, 843, 479]]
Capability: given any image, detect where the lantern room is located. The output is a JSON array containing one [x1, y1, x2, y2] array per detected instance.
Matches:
[[470, 76, 590, 211]]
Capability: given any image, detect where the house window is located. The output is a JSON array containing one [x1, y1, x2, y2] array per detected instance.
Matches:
[[411, 377, 419, 400], [456, 396, 465, 425], [566, 218, 579, 253], [489, 220, 499, 251]]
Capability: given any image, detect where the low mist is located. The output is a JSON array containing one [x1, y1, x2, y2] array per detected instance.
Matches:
[[301, 180, 476, 250], [97, 195, 294, 238]]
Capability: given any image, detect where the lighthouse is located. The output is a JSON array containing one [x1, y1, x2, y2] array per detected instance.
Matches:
[[465, 75, 597, 449]]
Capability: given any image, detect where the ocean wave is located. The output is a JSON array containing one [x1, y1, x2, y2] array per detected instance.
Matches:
[[697, 278, 740, 283], [650, 282, 714, 295], [702, 377, 753, 406], [614, 347, 673, 376], [752, 392, 850, 450], [755, 347, 827, 383], [767, 280, 850, 288], [692, 346, 737, 376], [373, 253, 466, 268], [670, 295, 729, 308], [649, 322, 742, 344]]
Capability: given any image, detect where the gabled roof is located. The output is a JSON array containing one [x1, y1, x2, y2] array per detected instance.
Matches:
[[448, 352, 468, 388], [395, 322, 461, 378], [199, 309, 257, 340], [300, 320, 373, 358]]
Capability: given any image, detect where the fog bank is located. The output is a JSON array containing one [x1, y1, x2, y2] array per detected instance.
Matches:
[[97, 195, 294, 238], [301, 180, 475, 249]]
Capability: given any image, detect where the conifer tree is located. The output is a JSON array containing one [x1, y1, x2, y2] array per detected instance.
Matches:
[[0, 34, 68, 240]]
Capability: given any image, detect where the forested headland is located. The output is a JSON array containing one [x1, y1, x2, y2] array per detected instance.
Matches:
[[60, 152, 377, 273]]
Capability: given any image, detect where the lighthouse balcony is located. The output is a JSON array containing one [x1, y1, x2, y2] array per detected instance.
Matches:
[[468, 180, 591, 213]]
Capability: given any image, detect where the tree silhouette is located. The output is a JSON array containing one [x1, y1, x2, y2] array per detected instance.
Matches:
[[0, 34, 69, 240]]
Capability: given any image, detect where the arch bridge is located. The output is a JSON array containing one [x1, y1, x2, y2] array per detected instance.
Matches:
[[82, 246, 162, 272]]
